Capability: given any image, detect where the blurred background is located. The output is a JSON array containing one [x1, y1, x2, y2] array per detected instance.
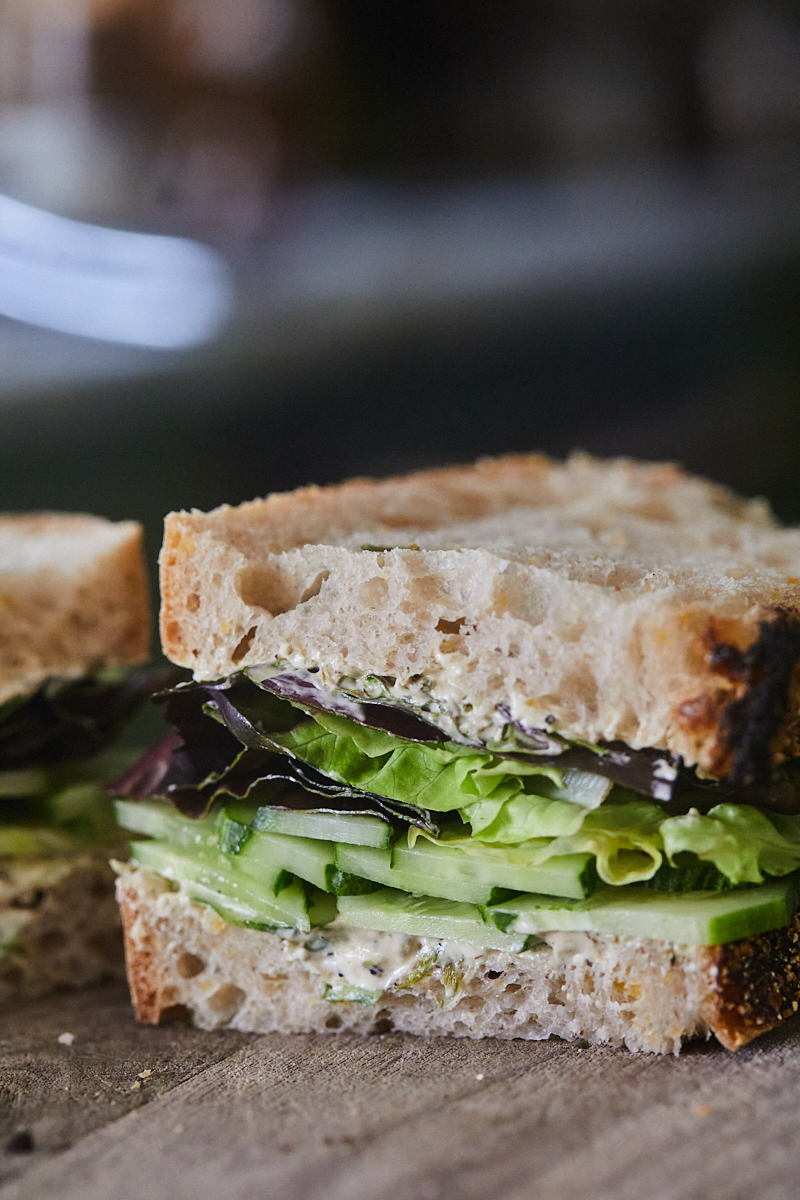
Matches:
[[1, 0, 800, 596]]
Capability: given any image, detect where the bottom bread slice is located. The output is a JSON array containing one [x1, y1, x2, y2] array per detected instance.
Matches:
[[116, 866, 800, 1055], [0, 853, 125, 1003]]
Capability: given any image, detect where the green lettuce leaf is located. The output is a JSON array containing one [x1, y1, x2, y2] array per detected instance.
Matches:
[[419, 797, 665, 886], [270, 709, 800, 890], [661, 805, 800, 886], [527, 799, 665, 885], [276, 712, 566, 814]]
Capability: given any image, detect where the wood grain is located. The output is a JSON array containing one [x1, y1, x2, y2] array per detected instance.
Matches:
[[3, 987, 800, 1200]]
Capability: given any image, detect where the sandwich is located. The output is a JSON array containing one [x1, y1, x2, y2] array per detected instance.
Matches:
[[114, 454, 800, 1053], [0, 513, 158, 1002]]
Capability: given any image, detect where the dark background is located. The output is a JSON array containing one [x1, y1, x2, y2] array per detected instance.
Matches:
[[1, 0, 800, 594]]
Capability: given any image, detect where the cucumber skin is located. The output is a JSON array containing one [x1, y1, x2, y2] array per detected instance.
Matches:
[[324, 866, 383, 897]]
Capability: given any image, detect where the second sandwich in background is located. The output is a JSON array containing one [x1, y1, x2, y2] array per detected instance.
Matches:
[[0, 513, 166, 1002]]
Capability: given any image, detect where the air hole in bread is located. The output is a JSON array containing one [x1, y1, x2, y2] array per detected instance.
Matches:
[[300, 571, 329, 604], [436, 616, 465, 635], [359, 577, 389, 608], [186, 593, 200, 613], [231, 627, 257, 664], [176, 951, 205, 979], [492, 565, 546, 624], [164, 620, 183, 648], [325, 1013, 342, 1029], [207, 983, 246, 1021], [236, 566, 291, 616], [159, 1003, 193, 1024]]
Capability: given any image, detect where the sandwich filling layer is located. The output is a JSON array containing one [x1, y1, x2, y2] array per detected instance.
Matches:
[[0, 668, 173, 859], [113, 664, 800, 1047]]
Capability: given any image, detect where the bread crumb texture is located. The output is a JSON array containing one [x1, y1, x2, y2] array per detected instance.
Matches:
[[118, 865, 800, 1054], [159, 454, 800, 774], [0, 854, 125, 1003], [0, 514, 150, 704]]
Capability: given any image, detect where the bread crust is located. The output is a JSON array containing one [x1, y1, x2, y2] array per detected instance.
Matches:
[[158, 454, 800, 775], [700, 913, 800, 1049], [0, 514, 150, 704], [116, 866, 800, 1053]]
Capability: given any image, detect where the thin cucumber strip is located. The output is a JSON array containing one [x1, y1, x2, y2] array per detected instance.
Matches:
[[252, 805, 392, 848], [234, 831, 336, 893], [336, 888, 532, 953], [115, 799, 218, 852], [129, 839, 312, 931], [392, 838, 597, 900], [485, 875, 800, 946], [335, 841, 511, 905]]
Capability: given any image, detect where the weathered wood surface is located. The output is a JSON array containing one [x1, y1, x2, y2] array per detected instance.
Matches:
[[3, 984, 800, 1200]]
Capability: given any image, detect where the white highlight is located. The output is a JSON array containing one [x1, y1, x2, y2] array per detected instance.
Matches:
[[0, 192, 232, 348]]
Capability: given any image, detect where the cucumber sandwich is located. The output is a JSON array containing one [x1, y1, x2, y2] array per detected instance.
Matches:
[[114, 455, 800, 1053], [0, 513, 162, 1001]]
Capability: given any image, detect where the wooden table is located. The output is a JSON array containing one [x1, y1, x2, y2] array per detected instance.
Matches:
[[2, 982, 799, 1200]]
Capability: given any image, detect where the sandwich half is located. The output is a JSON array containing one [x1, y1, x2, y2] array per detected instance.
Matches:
[[115, 455, 800, 1053], [0, 513, 155, 1001]]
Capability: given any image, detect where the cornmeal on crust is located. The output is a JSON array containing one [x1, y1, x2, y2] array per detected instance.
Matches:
[[116, 865, 800, 1055], [0, 514, 150, 705], [159, 453, 800, 777]]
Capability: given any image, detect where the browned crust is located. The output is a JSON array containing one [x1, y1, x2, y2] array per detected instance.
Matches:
[[701, 913, 800, 1050], [118, 880, 163, 1023]]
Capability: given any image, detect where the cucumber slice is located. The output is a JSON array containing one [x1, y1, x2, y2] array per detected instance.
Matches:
[[115, 800, 218, 852], [392, 838, 597, 900], [336, 888, 532, 953], [485, 875, 800, 946], [252, 805, 391, 849], [129, 839, 312, 931], [334, 840, 593, 906], [234, 831, 336, 893], [335, 841, 509, 905], [231, 829, 380, 896]]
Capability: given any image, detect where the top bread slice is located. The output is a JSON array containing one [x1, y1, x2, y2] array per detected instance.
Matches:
[[159, 454, 800, 778], [0, 514, 150, 705]]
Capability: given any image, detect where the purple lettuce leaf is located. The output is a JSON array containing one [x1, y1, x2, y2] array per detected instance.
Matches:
[[0, 665, 180, 771]]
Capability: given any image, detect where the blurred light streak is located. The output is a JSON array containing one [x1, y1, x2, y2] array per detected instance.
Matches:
[[0, 191, 231, 347]]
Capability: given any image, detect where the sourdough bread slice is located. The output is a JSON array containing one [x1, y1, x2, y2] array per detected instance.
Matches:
[[0, 514, 150, 706], [116, 865, 800, 1054], [0, 854, 124, 1003], [159, 454, 800, 777]]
